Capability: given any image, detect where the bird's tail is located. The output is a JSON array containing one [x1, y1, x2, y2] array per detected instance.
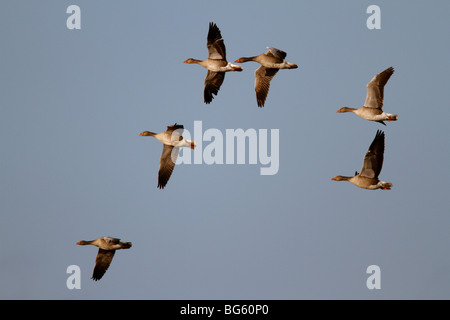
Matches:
[[387, 114, 398, 121], [381, 182, 393, 190]]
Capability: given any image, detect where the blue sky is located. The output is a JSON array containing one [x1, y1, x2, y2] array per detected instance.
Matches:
[[1, 0, 449, 299]]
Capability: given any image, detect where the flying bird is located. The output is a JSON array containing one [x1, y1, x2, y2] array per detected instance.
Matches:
[[76, 237, 132, 281], [184, 22, 243, 104], [331, 130, 393, 190], [140, 123, 196, 189], [234, 47, 298, 107], [336, 67, 398, 125]]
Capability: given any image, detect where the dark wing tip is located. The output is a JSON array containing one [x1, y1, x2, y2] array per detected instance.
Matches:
[[256, 91, 267, 107], [376, 129, 385, 139], [378, 67, 395, 85], [370, 130, 385, 154], [168, 124, 184, 130], [385, 66, 395, 78], [204, 88, 217, 103], [207, 22, 222, 44], [158, 174, 171, 189], [158, 168, 172, 189]]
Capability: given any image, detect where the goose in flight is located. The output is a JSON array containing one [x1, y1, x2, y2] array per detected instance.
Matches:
[[331, 130, 393, 190], [140, 123, 196, 189], [76, 237, 132, 281], [184, 22, 243, 104], [234, 47, 298, 107], [336, 67, 398, 125]]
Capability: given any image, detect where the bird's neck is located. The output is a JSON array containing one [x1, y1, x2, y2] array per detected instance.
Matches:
[[238, 57, 257, 63], [77, 240, 94, 246], [332, 175, 352, 181], [340, 107, 358, 113], [186, 59, 203, 64]]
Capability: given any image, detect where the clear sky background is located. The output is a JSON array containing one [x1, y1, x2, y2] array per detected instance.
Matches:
[[1, 1, 449, 299]]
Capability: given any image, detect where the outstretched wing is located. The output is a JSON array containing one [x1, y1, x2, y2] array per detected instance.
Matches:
[[359, 130, 385, 179], [254, 66, 279, 107], [364, 67, 394, 109], [207, 22, 226, 60], [158, 144, 179, 189], [204, 71, 225, 104], [92, 249, 115, 281]]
